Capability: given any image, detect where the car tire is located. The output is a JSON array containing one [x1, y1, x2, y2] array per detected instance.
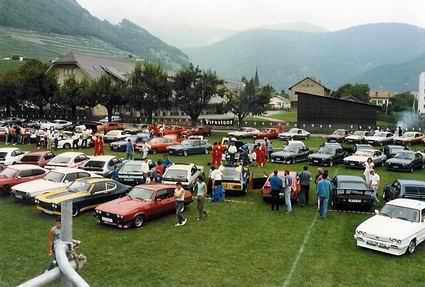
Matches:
[[183, 150, 188, 157], [204, 149, 209, 154], [329, 160, 333, 167], [134, 215, 145, 228], [72, 207, 79, 217], [410, 166, 414, 173], [63, 143, 71, 149], [291, 158, 296, 164], [407, 239, 416, 254], [152, 149, 158, 155]]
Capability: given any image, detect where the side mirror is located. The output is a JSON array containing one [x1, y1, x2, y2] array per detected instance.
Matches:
[[374, 209, 379, 215], [16, 176, 22, 179]]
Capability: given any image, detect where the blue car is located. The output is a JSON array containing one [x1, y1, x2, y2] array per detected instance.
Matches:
[[109, 133, 151, 152]]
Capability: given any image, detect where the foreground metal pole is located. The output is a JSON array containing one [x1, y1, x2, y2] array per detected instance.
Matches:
[[55, 242, 90, 287], [61, 200, 74, 287]]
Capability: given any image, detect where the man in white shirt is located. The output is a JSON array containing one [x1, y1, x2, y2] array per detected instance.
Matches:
[[368, 169, 380, 205], [210, 166, 224, 202], [227, 142, 238, 165], [141, 158, 152, 174], [174, 182, 187, 227]]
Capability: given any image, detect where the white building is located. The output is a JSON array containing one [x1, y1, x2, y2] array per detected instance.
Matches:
[[419, 72, 425, 114]]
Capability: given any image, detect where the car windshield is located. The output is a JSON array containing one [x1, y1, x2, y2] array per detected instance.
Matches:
[[128, 187, 154, 201], [354, 150, 373, 157], [120, 163, 144, 173], [289, 129, 299, 133], [283, 146, 297, 153], [394, 152, 414, 160], [180, 140, 192, 146], [0, 168, 18, 178], [44, 171, 65, 182], [402, 132, 415, 138], [318, 147, 335, 155], [84, 161, 105, 168], [20, 155, 41, 162], [333, 130, 344, 136], [0, 152, 8, 159], [221, 168, 240, 180], [374, 132, 386, 137], [163, 169, 188, 179], [380, 204, 420, 222], [68, 181, 91, 193], [353, 131, 365, 136], [49, 156, 71, 165], [336, 181, 369, 195]]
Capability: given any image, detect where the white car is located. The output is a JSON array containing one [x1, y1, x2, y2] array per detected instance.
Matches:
[[228, 127, 259, 139], [343, 149, 387, 168], [40, 119, 73, 130], [278, 128, 310, 140], [55, 132, 92, 149], [99, 116, 121, 123], [365, 131, 394, 146], [355, 198, 425, 256], [161, 163, 204, 190], [45, 152, 89, 169], [12, 167, 100, 200], [79, 155, 125, 177], [0, 147, 27, 166], [345, 131, 374, 144], [104, 130, 132, 142]]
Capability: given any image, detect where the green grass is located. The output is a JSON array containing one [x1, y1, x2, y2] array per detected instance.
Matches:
[[267, 111, 298, 123], [1, 133, 425, 286]]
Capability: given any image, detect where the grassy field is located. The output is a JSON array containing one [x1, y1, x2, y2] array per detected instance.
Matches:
[[1, 134, 425, 286], [267, 111, 298, 123]]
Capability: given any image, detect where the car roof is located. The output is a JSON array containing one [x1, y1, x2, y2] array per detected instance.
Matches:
[[335, 175, 365, 182], [50, 167, 86, 174], [219, 164, 243, 172], [23, 151, 51, 156], [87, 155, 116, 161], [56, 152, 85, 157], [386, 145, 404, 148], [287, 140, 305, 146], [167, 163, 195, 171], [134, 184, 174, 191], [388, 198, 425, 210], [7, 164, 45, 171], [75, 177, 110, 184], [0, 147, 22, 152], [396, 179, 425, 186]]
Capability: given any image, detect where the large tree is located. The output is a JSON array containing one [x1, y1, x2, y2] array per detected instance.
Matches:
[[389, 92, 417, 113], [0, 70, 22, 116], [128, 62, 171, 123], [333, 83, 370, 103], [19, 60, 58, 116], [90, 75, 126, 122], [173, 64, 223, 126], [55, 77, 93, 121], [226, 77, 274, 127]]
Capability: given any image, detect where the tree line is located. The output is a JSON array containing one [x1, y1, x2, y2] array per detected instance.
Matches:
[[0, 60, 274, 126]]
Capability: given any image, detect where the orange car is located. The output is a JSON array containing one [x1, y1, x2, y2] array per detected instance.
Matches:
[[162, 125, 187, 136], [136, 137, 182, 154], [97, 122, 124, 133], [253, 128, 279, 139], [260, 171, 300, 201]]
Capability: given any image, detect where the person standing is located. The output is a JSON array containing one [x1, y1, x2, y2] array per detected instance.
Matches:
[[265, 138, 273, 160], [46, 130, 53, 150], [72, 133, 79, 149], [398, 126, 403, 137], [228, 142, 237, 165], [126, 138, 134, 160], [316, 173, 332, 218], [174, 182, 187, 227], [210, 165, 223, 202], [53, 130, 59, 150], [297, 166, 312, 207], [140, 141, 150, 160], [46, 217, 62, 271], [363, 158, 374, 185], [154, 160, 164, 182], [195, 176, 209, 220], [98, 135, 105, 155], [162, 154, 172, 170], [368, 169, 380, 205], [81, 129, 89, 148], [283, 170, 293, 213], [93, 136, 99, 156], [216, 143, 223, 166], [269, 170, 283, 212], [211, 142, 218, 165], [4, 125, 9, 145]]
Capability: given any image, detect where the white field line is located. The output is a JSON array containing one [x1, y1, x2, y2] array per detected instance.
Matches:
[[283, 216, 318, 287]]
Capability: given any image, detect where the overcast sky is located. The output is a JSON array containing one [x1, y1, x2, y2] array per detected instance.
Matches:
[[77, 0, 425, 31]]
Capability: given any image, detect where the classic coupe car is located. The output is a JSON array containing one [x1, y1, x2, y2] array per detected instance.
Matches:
[[79, 155, 125, 177], [162, 125, 187, 136], [365, 131, 394, 146], [103, 130, 132, 142], [218, 164, 250, 194], [354, 199, 425, 255], [0, 165, 47, 194], [117, 160, 155, 186], [228, 127, 260, 139], [0, 147, 26, 166], [55, 132, 92, 149], [270, 141, 310, 164], [167, 139, 212, 156], [308, 146, 346, 166], [45, 152, 89, 170], [343, 149, 387, 168], [383, 180, 425, 202], [40, 119, 73, 130], [385, 151, 424, 172], [253, 128, 279, 139], [136, 137, 181, 154], [393, 131, 425, 146], [97, 122, 124, 133], [383, 145, 408, 159], [278, 128, 310, 141], [182, 126, 212, 137], [331, 175, 374, 209], [345, 130, 374, 144], [16, 151, 55, 167], [12, 168, 99, 201], [99, 116, 121, 123], [109, 134, 151, 152], [162, 163, 204, 190], [260, 171, 300, 201], [35, 177, 131, 216], [327, 129, 349, 143], [95, 184, 192, 228]]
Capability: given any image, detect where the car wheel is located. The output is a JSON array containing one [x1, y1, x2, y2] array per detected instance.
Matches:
[[291, 158, 296, 164], [134, 215, 145, 228], [407, 239, 416, 254], [329, 160, 333, 167], [183, 150, 188, 156], [204, 149, 209, 154], [72, 207, 79, 217], [152, 149, 158, 155], [410, 166, 414, 173], [63, 143, 71, 149]]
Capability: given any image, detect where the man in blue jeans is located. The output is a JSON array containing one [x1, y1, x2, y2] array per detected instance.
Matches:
[[283, 170, 292, 213], [316, 173, 332, 218], [269, 170, 283, 212]]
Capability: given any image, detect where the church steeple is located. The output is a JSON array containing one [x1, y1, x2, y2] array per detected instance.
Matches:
[[254, 66, 260, 87]]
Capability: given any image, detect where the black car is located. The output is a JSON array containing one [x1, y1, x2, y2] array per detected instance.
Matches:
[[110, 133, 151, 152], [117, 160, 155, 186], [166, 139, 212, 156], [383, 145, 408, 159], [270, 143, 310, 164], [331, 175, 374, 209], [308, 146, 346, 166], [383, 179, 425, 201], [385, 151, 424, 172]]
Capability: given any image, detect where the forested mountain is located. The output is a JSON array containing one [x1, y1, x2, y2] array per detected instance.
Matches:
[[185, 23, 425, 91], [0, 0, 188, 69]]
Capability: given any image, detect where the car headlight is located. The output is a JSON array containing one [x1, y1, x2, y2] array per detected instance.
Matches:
[[397, 240, 401, 244], [34, 199, 39, 203], [356, 230, 366, 236], [389, 238, 397, 242]]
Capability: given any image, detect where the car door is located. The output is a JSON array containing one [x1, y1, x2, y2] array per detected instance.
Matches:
[[415, 153, 423, 169], [152, 188, 171, 216], [16, 169, 36, 185], [87, 182, 112, 207]]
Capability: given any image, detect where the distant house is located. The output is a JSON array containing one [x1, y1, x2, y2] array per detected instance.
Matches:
[[270, 95, 290, 110], [369, 90, 394, 106], [288, 77, 332, 111]]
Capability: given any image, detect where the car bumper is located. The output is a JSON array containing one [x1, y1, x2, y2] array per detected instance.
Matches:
[[222, 182, 243, 192], [308, 158, 331, 166], [344, 161, 363, 168], [167, 149, 183, 155], [386, 164, 410, 171], [110, 145, 125, 151], [36, 206, 61, 216], [271, 157, 291, 163], [334, 197, 373, 206], [118, 177, 146, 186], [95, 214, 131, 229], [355, 236, 406, 256]]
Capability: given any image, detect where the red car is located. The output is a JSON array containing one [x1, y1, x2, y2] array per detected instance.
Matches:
[[260, 171, 300, 201], [137, 137, 181, 154], [0, 164, 47, 194], [95, 184, 193, 228], [182, 126, 212, 137], [253, 128, 279, 139], [163, 125, 187, 136], [16, 151, 56, 167], [327, 129, 350, 143]]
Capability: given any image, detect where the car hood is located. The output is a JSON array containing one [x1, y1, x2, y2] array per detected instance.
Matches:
[[272, 151, 295, 157], [110, 140, 127, 145], [228, 131, 246, 135], [279, 132, 296, 136], [346, 135, 362, 140], [97, 195, 148, 215], [309, 153, 332, 159], [13, 179, 67, 194], [366, 136, 385, 141], [344, 155, 367, 162], [393, 137, 412, 142], [386, 158, 413, 165], [37, 188, 87, 204], [357, 215, 420, 240], [167, 145, 186, 150]]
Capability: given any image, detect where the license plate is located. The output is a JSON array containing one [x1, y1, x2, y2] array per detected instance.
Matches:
[[44, 209, 53, 215], [15, 194, 23, 199], [350, 163, 355, 166], [349, 199, 361, 203], [125, 178, 134, 181], [393, 166, 398, 169], [314, 160, 318, 163], [367, 240, 377, 246], [102, 217, 113, 223]]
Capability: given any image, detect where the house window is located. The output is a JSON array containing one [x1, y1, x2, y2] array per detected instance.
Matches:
[[64, 68, 75, 76]]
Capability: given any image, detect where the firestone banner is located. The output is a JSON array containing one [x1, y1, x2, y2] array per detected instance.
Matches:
[[203, 118, 234, 126]]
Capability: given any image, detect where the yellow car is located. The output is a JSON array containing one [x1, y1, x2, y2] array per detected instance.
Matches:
[[218, 164, 250, 194], [35, 178, 131, 216]]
